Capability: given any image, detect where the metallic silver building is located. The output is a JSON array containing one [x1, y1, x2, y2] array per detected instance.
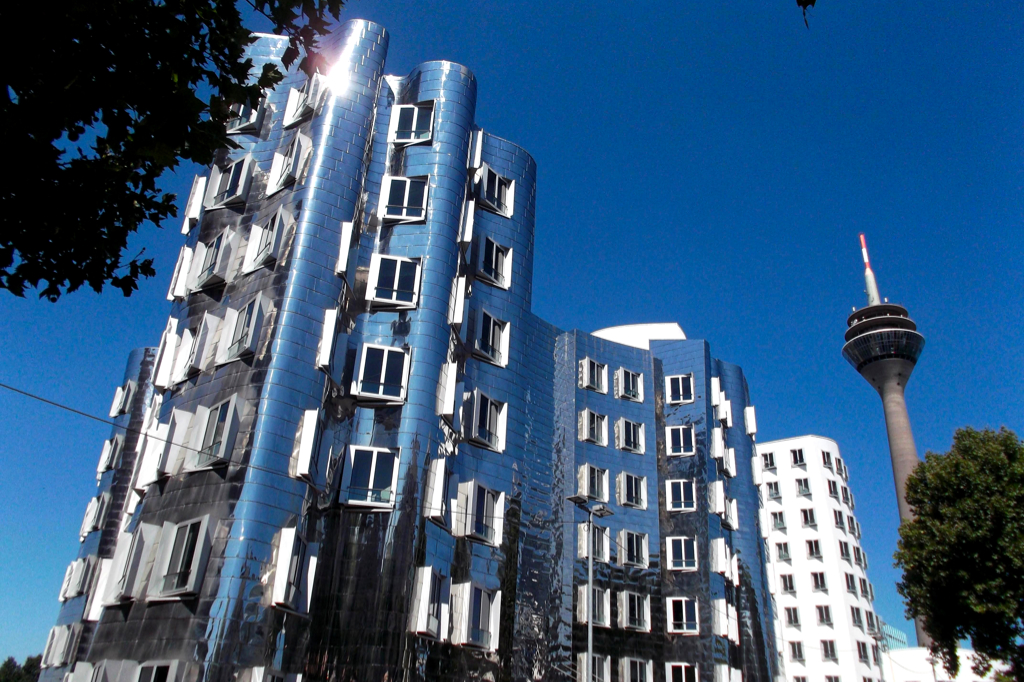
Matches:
[[841, 234, 928, 647], [41, 20, 776, 682]]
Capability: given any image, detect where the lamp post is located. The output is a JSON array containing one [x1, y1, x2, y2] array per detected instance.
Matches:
[[568, 494, 613, 682]]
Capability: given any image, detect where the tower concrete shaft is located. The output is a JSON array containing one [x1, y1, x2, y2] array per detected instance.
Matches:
[[842, 234, 931, 647]]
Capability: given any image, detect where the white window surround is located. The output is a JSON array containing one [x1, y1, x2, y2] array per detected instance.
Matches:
[[167, 246, 194, 301], [665, 663, 698, 682], [423, 457, 456, 528], [666, 479, 696, 512], [379, 174, 428, 223], [147, 515, 211, 600], [477, 235, 512, 290], [577, 463, 609, 503], [475, 163, 515, 218], [666, 535, 697, 571], [109, 380, 135, 418], [41, 624, 81, 669], [215, 294, 266, 365], [455, 481, 505, 546], [80, 493, 111, 540], [436, 357, 463, 427], [351, 343, 411, 403], [409, 566, 449, 639], [367, 254, 422, 309], [447, 273, 467, 328], [617, 471, 647, 509], [267, 132, 313, 195], [577, 653, 612, 682], [226, 96, 265, 135], [473, 308, 510, 367], [450, 582, 500, 651], [97, 434, 124, 475], [576, 584, 611, 627], [614, 367, 644, 402], [188, 230, 234, 291], [667, 597, 699, 634], [181, 175, 207, 234], [335, 220, 356, 276], [577, 522, 610, 563], [666, 424, 695, 456], [619, 529, 649, 568], [666, 374, 695, 405], [135, 662, 180, 682], [388, 102, 434, 145], [272, 526, 317, 613], [466, 389, 507, 452], [578, 357, 608, 393], [204, 155, 253, 209], [283, 74, 324, 128], [578, 409, 608, 446], [619, 592, 651, 632], [58, 557, 94, 602], [615, 418, 645, 454], [341, 445, 400, 509], [291, 409, 322, 484], [315, 308, 339, 373], [184, 394, 242, 471], [103, 523, 160, 605], [242, 207, 289, 272], [153, 317, 180, 388]]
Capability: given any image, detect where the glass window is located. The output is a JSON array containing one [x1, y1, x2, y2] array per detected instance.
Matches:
[[481, 237, 511, 287], [474, 393, 504, 450], [776, 542, 790, 561], [667, 536, 697, 571], [812, 572, 827, 591], [817, 605, 832, 624], [821, 640, 837, 661], [392, 103, 433, 142], [620, 419, 643, 453], [801, 509, 816, 527], [618, 368, 642, 401], [780, 574, 795, 592], [197, 401, 231, 467], [370, 255, 420, 307], [623, 531, 647, 567], [667, 479, 695, 512], [469, 586, 493, 648], [625, 593, 648, 630], [791, 448, 805, 465], [668, 597, 698, 633], [666, 374, 694, 404], [790, 641, 804, 661], [346, 447, 397, 504], [383, 176, 427, 219], [762, 451, 776, 469], [622, 473, 645, 508], [828, 480, 840, 497], [796, 478, 811, 496], [807, 540, 822, 558], [163, 519, 202, 593], [667, 425, 695, 456], [766, 481, 780, 498], [785, 606, 800, 626], [772, 511, 786, 529], [666, 664, 697, 682], [478, 312, 506, 364], [357, 345, 408, 400]]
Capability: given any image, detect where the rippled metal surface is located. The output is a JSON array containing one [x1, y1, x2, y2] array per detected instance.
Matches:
[[43, 19, 777, 682]]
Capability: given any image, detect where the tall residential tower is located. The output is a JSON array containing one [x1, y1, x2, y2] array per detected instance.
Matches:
[[841, 234, 928, 645]]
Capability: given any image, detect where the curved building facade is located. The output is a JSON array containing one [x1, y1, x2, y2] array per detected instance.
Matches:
[[40, 20, 776, 682]]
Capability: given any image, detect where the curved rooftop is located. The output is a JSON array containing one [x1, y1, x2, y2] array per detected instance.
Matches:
[[592, 322, 686, 350]]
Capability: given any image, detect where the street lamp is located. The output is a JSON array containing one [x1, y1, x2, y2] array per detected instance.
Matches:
[[568, 494, 613, 682]]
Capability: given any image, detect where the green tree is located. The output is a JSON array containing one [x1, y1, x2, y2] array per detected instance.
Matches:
[[895, 427, 1024, 678], [0, 656, 42, 682], [0, 0, 343, 301]]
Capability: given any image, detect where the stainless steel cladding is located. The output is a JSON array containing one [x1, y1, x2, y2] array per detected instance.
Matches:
[[41, 19, 776, 682]]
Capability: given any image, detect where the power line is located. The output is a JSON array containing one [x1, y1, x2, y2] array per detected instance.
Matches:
[[0, 381, 709, 555]]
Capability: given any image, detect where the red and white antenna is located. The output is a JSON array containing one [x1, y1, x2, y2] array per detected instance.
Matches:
[[859, 233, 882, 306]]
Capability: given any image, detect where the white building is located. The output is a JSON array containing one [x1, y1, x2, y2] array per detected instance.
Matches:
[[882, 648, 1004, 682], [755, 435, 884, 682]]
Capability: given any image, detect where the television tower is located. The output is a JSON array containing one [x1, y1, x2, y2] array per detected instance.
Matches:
[[842, 233, 931, 646]]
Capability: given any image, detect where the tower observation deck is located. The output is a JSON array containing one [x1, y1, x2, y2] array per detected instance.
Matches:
[[842, 233, 930, 646]]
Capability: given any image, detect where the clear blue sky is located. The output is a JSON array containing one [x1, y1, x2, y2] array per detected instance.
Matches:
[[1, 0, 1021, 660]]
